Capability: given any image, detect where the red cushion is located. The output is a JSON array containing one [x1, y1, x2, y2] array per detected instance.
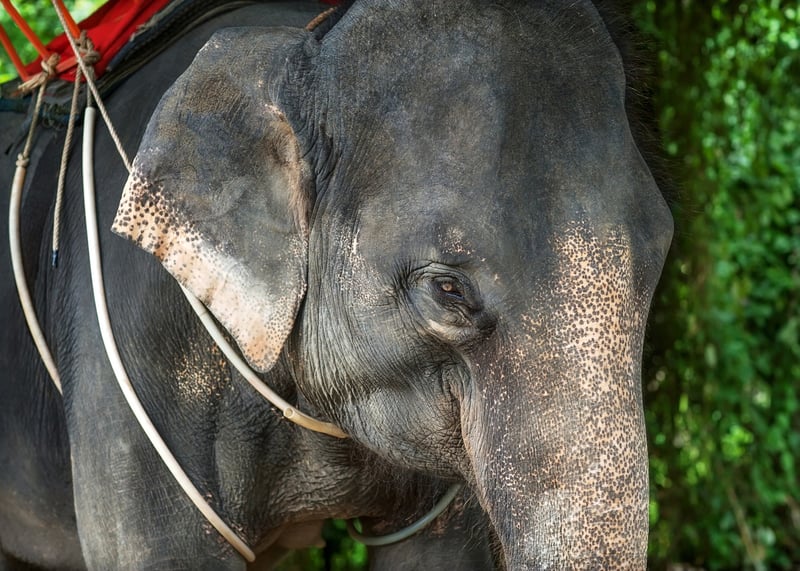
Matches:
[[23, 0, 173, 81]]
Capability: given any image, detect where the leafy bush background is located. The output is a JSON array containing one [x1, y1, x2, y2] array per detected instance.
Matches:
[[636, 1, 800, 568], [1, 1, 798, 569]]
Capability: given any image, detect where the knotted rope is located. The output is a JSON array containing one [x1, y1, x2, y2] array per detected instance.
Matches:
[[17, 51, 59, 96]]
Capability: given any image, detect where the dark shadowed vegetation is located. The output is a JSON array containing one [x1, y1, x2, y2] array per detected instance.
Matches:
[[635, 1, 799, 569]]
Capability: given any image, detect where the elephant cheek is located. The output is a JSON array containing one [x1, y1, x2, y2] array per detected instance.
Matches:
[[461, 223, 651, 569]]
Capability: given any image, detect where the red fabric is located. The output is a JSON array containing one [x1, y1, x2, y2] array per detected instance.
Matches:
[[24, 0, 172, 81]]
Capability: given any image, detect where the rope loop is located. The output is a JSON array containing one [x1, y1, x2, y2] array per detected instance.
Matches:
[[40, 52, 58, 76], [18, 52, 59, 94], [77, 31, 100, 67]]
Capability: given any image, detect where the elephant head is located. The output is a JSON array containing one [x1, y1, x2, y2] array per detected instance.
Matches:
[[113, 1, 673, 567]]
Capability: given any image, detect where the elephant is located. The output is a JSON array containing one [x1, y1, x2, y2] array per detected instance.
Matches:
[[0, 0, 673, 569]]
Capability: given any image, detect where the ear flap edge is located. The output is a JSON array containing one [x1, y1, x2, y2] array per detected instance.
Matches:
[[112, 27, 313, 372]]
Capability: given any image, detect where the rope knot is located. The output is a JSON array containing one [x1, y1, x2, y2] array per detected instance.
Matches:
[[40, 52, 59, 77], [16, 154, 30, 168], [78, 32, 100, 66], [18, 52, 60, 94]]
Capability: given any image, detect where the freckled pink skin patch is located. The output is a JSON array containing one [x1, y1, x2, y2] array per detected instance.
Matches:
[[463, 222, 652, 568], [112, 167, 306, 373]]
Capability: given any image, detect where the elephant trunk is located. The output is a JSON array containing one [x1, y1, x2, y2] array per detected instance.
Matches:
[[462, 366, 649, 569], [461, 225, 651, 569]]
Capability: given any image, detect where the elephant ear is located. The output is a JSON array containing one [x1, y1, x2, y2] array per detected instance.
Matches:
[[112, 28, 312, 373]]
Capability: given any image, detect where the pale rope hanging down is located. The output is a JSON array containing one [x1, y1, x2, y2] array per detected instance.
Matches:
[[52, 1, 253, 561], [51, 1, 332, 562], [9, 58, 62, 393], [80, 106, 256, 563]]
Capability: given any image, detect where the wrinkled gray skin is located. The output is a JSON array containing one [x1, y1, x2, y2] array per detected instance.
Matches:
[[1, 0, 672, 569]]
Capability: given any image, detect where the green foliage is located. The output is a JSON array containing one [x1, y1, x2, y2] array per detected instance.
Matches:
[[636, 0, 800, 568], [276, 520, 367, 571]]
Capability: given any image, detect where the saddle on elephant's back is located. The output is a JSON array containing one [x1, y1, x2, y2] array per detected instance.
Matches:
[[1, 0, 338, 122]]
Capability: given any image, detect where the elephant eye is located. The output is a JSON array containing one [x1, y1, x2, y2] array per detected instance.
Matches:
[[411, 265, 481, 313], [433, 277, 465, 301]]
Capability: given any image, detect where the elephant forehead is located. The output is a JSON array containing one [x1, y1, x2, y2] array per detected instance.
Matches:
[[315, 2, 638, 266], [321, 0, 625, 131], [351, 198, 493, 269]]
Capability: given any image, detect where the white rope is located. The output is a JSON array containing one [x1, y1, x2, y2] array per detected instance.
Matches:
[[45, 1, 253, 560], [8, 81, 63, 393], [46, 1, 344, 560], [80, 107, 256, 563], [346, 483, 463, 545], [181, 287, 347, 439]]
